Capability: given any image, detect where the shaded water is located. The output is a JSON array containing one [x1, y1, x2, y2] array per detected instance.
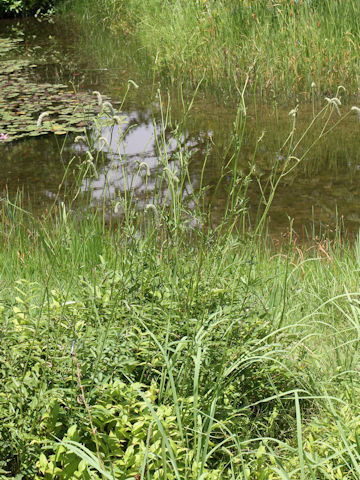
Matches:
[[1, 15, 360, 237]]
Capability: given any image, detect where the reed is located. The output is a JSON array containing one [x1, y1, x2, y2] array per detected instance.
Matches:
[[70, 0, 360, 100]]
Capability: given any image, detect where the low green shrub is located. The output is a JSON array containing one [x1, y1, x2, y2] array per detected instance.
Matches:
[[36, 381, 225, 479]]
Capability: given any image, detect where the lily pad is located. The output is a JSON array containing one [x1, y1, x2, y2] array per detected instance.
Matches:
[[0, 36, 104, 143]]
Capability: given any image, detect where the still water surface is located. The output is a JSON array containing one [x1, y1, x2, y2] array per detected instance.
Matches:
[[1, 15, 360, 237]]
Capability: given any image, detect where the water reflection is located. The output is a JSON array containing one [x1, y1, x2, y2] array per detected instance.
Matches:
[[1, 16, 360, 236], [75, 107, 210, 214]]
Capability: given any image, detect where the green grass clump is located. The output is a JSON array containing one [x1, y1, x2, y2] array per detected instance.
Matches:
[[2, 93, 360, 478], [74, 0, 360, 99], [3, 184, 360, 478]]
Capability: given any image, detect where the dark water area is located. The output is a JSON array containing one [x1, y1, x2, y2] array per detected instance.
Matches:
[[1, 15, 360, 238]]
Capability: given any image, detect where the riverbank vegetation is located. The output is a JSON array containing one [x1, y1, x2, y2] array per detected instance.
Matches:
[[2, 94, 360, 478], [75, 0, 360, 100], [0, 0, 54, 16], [2, 1, 360, 478]]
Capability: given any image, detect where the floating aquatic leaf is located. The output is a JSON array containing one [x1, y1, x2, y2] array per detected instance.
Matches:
[[0, 36, 106, 142]]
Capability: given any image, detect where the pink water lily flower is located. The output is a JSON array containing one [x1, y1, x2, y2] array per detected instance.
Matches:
[[1, 133, 8, 143]]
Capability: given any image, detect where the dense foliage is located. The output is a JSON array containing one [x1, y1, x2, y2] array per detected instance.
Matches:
[[0, 0, 54, 16], [2, 94, 360, 478], [2, 1, 360, 475], [85, 0, 360, 98]]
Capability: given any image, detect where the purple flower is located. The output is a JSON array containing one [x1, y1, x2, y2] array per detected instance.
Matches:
[[1, 133, 8, 143]]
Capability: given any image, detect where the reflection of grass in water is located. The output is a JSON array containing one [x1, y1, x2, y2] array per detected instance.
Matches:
[[3, 90, 360, 478], [68, 0, 360, 99]]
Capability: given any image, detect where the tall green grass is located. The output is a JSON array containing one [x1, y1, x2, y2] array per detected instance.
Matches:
[[2, 90, 360, 478], [69, 0, 360, 100]]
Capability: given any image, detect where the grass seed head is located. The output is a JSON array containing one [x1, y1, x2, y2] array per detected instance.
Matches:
[[37, 111, 51, 127]]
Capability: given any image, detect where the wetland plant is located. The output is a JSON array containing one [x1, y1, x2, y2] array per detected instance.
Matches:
[[2, 88, 360, 478], [80, 0, 360, 99]]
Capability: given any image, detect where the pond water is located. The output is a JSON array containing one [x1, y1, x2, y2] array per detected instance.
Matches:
[[1, 15, 360, 238]]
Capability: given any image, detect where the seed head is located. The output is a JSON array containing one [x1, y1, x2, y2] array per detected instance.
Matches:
[[102, 101, 115, 115], [98, 136, 110, 149], [325, 97, 341, 115], [139, 162, 150, 177], [74, 135, 87, 143], [86, 151, 94, 162], [113, 115, 128, 127], [37, 111, 51, 127], [145, 204, 160, 226], [351, 106, 360, 120], [128, 79, 139, 89], [93, 91, 103, 106]]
